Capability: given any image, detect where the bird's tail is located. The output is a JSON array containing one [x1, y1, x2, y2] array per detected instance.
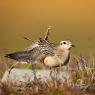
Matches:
[[5, 50, 32, 62]]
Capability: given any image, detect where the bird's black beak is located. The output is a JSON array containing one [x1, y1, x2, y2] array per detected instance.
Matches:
[[71, 44, 75, 47]]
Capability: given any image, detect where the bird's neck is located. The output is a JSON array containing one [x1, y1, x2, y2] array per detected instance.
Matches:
[[55, 47, 70, 58]]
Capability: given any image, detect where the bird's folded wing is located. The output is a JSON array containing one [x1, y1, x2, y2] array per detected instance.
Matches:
[[5, 38, 57, 62]]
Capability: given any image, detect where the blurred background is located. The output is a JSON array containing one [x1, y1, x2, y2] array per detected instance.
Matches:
[[0, 0, 95, 56]]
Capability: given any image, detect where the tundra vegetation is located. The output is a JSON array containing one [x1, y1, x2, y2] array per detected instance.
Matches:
[[0, 30, 95, 95], [0, 55, 95, 95]]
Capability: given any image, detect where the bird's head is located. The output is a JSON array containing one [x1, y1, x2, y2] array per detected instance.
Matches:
[[59, 40, 75, 50]]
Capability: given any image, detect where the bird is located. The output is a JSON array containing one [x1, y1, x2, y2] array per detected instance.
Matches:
[[5, 38, 75, 69], [5, 38, 56, 63], [44, 40, 75, 68], [5, 38, 56, 74], [5, 26, 52, 73]]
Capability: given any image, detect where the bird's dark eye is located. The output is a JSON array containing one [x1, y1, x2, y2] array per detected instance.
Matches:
[[63, 42, 66, 44]]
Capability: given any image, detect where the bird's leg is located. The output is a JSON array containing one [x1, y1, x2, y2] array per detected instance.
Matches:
[[50, 67, 52, 77], [50, 67, 54, 78], [8, 62, 19, 74], [59, 63, 62, 74], [31, 62, 37, 83], [55, 67, 59, 80], [50, 67, 57, 80]]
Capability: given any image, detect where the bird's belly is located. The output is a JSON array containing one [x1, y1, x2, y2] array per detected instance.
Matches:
[[44, 56, 61, 67], [44, 53, 70, 68]]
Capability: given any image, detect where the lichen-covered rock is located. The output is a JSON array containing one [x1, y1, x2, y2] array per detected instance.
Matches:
[[2, 68, 70, 84]]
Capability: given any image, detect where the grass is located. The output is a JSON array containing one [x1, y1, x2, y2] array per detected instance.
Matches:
[[0, 55, 95, 95], [66, 55, 95, 93]]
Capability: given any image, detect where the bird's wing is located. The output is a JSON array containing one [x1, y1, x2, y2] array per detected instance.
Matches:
[[5, 48, 39, 62], [5, 38, 57, 63]]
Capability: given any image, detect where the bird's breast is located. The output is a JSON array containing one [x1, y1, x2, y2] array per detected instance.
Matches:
[[44, 50, 70, 67]]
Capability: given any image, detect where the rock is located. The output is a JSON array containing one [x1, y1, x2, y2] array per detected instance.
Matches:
[[1, 68, 70, 84]]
